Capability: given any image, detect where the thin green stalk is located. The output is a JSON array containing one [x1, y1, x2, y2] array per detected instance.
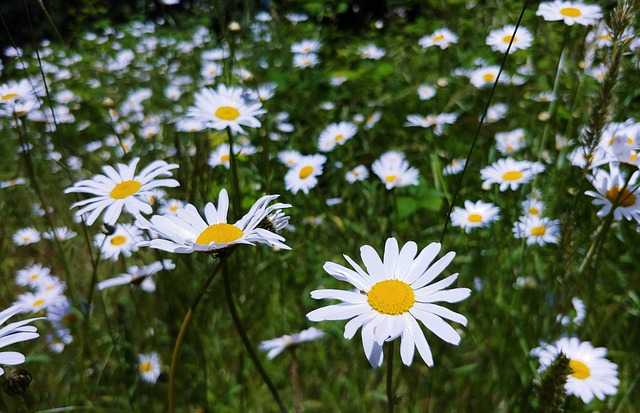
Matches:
[[290, 349, 303, 413], [386, 340, 395, 413], [168, 251, 233, 413], [226, 127, 243, 218], [222, 264, 288, 413]]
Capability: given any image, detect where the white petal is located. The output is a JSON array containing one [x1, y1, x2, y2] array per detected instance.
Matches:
[[0, 351, 25, 365], [383, 237, 399, 280], [306, 303, 368, 321], [310, 289, 367, 303], [410, 308, 461, 345], [411, 251, 456, 289], [405, 243, 441, 285], [360, 245, 386, 282]]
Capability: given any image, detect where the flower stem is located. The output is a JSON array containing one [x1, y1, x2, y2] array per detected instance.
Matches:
[[290, 349, 303, 413], [168, 250, 233, 413], [386, 340, 395, 413], [226, 127, 243, 219], [222, 264, 288, 413]]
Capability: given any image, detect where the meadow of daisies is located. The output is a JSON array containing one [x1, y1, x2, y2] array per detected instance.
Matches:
[[1, 0, 639, 411]]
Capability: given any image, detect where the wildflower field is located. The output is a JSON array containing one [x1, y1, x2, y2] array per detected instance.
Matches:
[[1, 0, 639, 411]]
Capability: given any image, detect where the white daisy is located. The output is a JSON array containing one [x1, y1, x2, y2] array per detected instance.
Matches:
[[485, 25, 533, 54], [521, 198, 545, 217], [97, 259, 175, 292], [16, 264, 52, 288], [0, 304, 43, 376], [536, 1, 602, 26], [532, 337, 618, 403], [512, 216, 560, 246], [284, 154, 327, 195], [418, 29, 458, 49], [291, 40, 322, 54], [135, 189, 291, 253], [259, 327, 326, 360], [158, 199, 185, 216], [346, 165, 369, 183], [480, 158, 540, 191], [15, 289, 66, 314], [495, 129, 527, 155], [293, 53, 319, 69], [278, 150, 303, 168], [450, 200, 501, 233], [307, 238, 470, 367], [372, 152, 419, 190], [443, 158, 466, 176], [138, 352, 162, 384], [13, 228, 41, 246], [484, 103, 509, 123], [94, 223, 143, 261], [585, 165, 640, 222], [317, 122, 358, 152], [358, 44, 385, 60], [65, 157, 180, 226], [417, 84, 436, 100], [557, 297, 586, 326], [469, 66, 505, 88], [187, 85, 265, 134], [208, 143, 241, 169], [43, 227, 78, 242]]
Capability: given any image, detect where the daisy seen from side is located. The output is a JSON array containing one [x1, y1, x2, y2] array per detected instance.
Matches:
[[531, 337, 618, 403], [135, 188, 291, 253], [259, 327, 326, 360], [418, 29, 458, 49], [307, 237, 471, 367], [65, 157, 180, 226], [585, 165, 640, 222], [0, 304, 43, 376]]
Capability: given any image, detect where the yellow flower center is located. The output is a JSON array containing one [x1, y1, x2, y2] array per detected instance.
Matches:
[[432, 34, 444, 42], [560, 7, 582, 17], [483, 73, 495, 82], [221, 154, 230, 162], [529, 207, 540, 215], [33, 299, 45, 308], [30, 274, 39, 280], [110, 180, 142, 199], [139, 361, 153, 373], [531, 226, 547, 236], [299, 166, 314, 179], [502, 171, 523, 181], [23, 237, 31, 242], [502, 35, 517, 43], [385, 175, 397, 183], [467, 213, 483, 223], [569, 359, 590, 380], [110, 235, 127, 246], [334, 134, 344, 142], [1, 93, 18, 100], [606, 187, 636, 207], [367, 279, 415, 315], [215, 106, 240, 121], [195, 223, 243, 245], [170, 205, 179, 212]]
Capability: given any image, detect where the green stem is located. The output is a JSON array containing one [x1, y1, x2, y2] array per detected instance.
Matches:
[[226, 127, 243, 219], [168, 250, 233, 413], [386, 340, 395, 413], [290, 349, 303, 413], [222, 264, 288, 413]]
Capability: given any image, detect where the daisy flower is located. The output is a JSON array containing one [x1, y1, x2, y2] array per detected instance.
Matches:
[[536, 1, 602, 26], [97, 259, 175, 292], [585, 165, 640, 222], [418, 29, 458, 49], [521, 197, 545, 217], [450, 200, 501, 233], [187, 85, 265, 134], [13, 228, 41, 246], [557, 297, 586, 326], [484, 103, 508, 123], [138, 352, 162, 384], [0, 304, 43, 376], [278, 150, 303, 168], [16, 264, 52, 288], [285, 154, 327, 195], [443, 158, 466, 176], [259, 327, 326, 360], [1, 178, 27, 189], [485, 25, 533, 53], [512, 216, 560, 246], [404, 113, 457, 136], [291, 40, 322, 54], [43, 227, 78, 242], [307, 238, 470, 367], [480, 158, 540, 191], [469, 66, 505, 88], [317, 122, 358, 152], [364, 111, 382, 130], [94, 223, 143, 261], [135, 188, 291, 253], [293, 53, 319, 69], [158, 199, 185, 216], [372, 151, 420, 190], [346, 165, 369, 183], [532, 337, 618, 403], [15, 289, 66, 313], [495, 129, 527, 155], [208, 143, 240, 169], [417, 84, 436, 100], [65, 157, 180, 226], [0, 79, 39, 104], [358, 44, 385, 60]]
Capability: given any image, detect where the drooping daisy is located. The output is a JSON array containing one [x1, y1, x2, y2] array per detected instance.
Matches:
[[284, 154, 327, 195], [486, 25, 533, 54], [259, 327, 326, 360], [0, 304, 43, 376], [531, 337, 618, 403], [345, 165, 369, 183], [557, 297, 586, 326], [317, 122, 358, 152], [138, 352, 162, 384], [358, 44, 386, 60], [364, 111, 382, 130], [404, 113, 457, 136], [372, 151, 420, 190], [480, 158, 540, 191], [450, 200, 501, 233], [585, 165, 640, 222], [187, 85, 265, 134], [307, 238, 470, 367], [43, 227, 78, 242], [94, 223, 143, 261], [13, 228, 41, 246], [443, 158, 467, 176], [536, 1, 602, 26], [136, 188, 291, 253], [65, 157, 180, 226], [512, 216, 560, 246], [418, 29, 458, 49], [97, 259, 175, 292], [1, 178, 27, 189]]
